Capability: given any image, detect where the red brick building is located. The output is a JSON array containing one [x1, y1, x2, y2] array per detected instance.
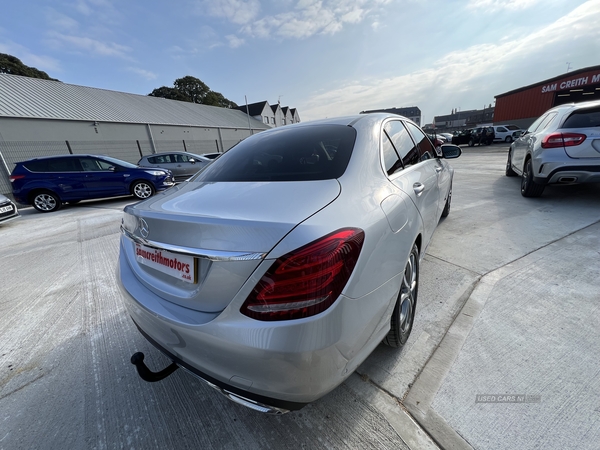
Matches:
[[494, 65, 600, 129]]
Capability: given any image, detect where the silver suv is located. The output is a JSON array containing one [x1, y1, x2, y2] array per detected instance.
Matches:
[[506, 100, 600, 197]]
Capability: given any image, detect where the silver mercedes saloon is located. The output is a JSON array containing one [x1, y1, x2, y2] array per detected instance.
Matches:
[[117, 113, 461, 414]]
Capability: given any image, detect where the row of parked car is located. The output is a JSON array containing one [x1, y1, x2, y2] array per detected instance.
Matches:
[[6, 151, 221, 213], [448, 125, 523, 146]]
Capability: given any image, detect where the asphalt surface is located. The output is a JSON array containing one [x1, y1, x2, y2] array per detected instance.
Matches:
[[1, 144, 598, 449]]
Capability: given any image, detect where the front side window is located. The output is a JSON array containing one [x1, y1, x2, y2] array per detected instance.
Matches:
[[80, 157, 111, 171], [190, 124, 356, 182]]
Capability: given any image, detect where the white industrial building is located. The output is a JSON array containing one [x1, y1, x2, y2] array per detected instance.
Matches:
[[0, 73, 272, 196]]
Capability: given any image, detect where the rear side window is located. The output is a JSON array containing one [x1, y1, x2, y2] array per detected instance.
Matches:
[[384, 120, 420, 169], [404, 121, 435, 161], [22, 160, 49, 172], [191, 125, 356, 182], [562, 107, 600, 128], [528, 112, 557, 133], [23, 157, 79, 172], [147, 155, 174, 164]]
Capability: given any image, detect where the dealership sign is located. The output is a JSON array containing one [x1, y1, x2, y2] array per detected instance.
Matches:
[[542, 72, 600, 93]]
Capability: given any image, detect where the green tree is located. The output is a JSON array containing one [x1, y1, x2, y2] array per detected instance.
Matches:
[[173, 76, 210, 104], [148, 86, 189, 101], [148, 75, 237, 108], [0, 53, 59, 81], [204, 90, 238, 108]]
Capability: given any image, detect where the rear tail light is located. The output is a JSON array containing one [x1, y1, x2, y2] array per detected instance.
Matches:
[[541, 132, 586, 148], [241, 228, 365, 321], [9, 174, 25, 183]]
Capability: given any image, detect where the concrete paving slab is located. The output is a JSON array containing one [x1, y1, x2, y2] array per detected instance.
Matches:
[[0, 198, 431, 450], [401, 147, 600, 449], [427, 222, 600, 450]]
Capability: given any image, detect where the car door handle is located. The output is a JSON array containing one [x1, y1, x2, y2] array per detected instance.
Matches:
[[413, 183, 425, 195]]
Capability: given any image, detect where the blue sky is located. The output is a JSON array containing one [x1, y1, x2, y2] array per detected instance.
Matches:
[[1, 0, 599, 124]]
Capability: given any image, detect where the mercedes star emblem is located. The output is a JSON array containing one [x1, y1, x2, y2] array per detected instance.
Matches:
[[139, 218, 149, 238]]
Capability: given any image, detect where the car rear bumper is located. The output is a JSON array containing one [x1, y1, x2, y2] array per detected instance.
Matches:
[[117, 243, 398, 406], [534, 165, 600, 184]]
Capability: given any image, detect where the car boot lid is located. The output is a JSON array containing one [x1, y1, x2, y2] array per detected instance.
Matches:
[[124, 180, 341, 253]]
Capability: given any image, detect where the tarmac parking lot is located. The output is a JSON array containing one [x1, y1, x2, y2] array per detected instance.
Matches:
[[1, 144, 599, 450]]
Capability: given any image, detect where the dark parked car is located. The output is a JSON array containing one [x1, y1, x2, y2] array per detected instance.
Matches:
[[451, 129, 475, 145], [470, 127, 495, 146], [10, 154, 174, 212], [138, 151, 217, 182], [0, 193, 19, 224], [451, 127, 495, 146]]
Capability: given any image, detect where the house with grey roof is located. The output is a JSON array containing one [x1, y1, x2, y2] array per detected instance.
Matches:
[[237, 101, 301, 128]]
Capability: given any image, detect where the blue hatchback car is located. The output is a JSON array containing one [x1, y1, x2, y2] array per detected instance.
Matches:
[[10, 154, 174, 212]]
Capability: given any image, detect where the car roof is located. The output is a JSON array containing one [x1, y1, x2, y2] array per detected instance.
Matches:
[[549, 99, 600, 114], [18, 154, 117, 163]]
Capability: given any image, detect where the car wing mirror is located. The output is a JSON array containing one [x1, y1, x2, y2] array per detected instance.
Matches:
[[189, 158, 196, 164], [108, 166, 116, 172], [440, 144, 462, 159]]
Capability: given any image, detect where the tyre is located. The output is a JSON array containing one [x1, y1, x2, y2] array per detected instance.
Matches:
[[441, 186, 452, 218], [521, 158, 545, 197], [383, 243, 419, 348], [505, 149, 517, 177], [32, 191, 61, 213], [131, 181, 155, 199], [505, 136, 512, 143], [468, 139, 475, 147]]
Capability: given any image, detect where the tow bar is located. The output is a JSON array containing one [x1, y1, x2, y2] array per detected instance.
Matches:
[[131, 352, 179, 382]]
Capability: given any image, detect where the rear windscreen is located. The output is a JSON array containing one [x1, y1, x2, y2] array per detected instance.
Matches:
[[190, 124, 357, 182], [563, 107, 600, 128]]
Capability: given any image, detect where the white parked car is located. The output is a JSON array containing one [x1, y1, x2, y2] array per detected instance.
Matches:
[[492, 124, 523, 143], [117, 113, 461, 414], [506, 100, 600, 197]]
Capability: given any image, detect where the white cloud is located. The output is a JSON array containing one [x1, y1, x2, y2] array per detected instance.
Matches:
[[47, 31, 132, 59], [226, 34, 245, 48], [200, 0, 261, 25], [46, 9, 80, 31], [201, 0, 388, 40], [467, 0, 541, 12], [126, 67, 158, 80], [71, 0, 122, 24], [300, 1, 600, 122], [0, 41, 62, 74]]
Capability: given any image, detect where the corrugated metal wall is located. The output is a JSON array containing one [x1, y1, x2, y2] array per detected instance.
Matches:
[[0, 119, 259, 197]]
